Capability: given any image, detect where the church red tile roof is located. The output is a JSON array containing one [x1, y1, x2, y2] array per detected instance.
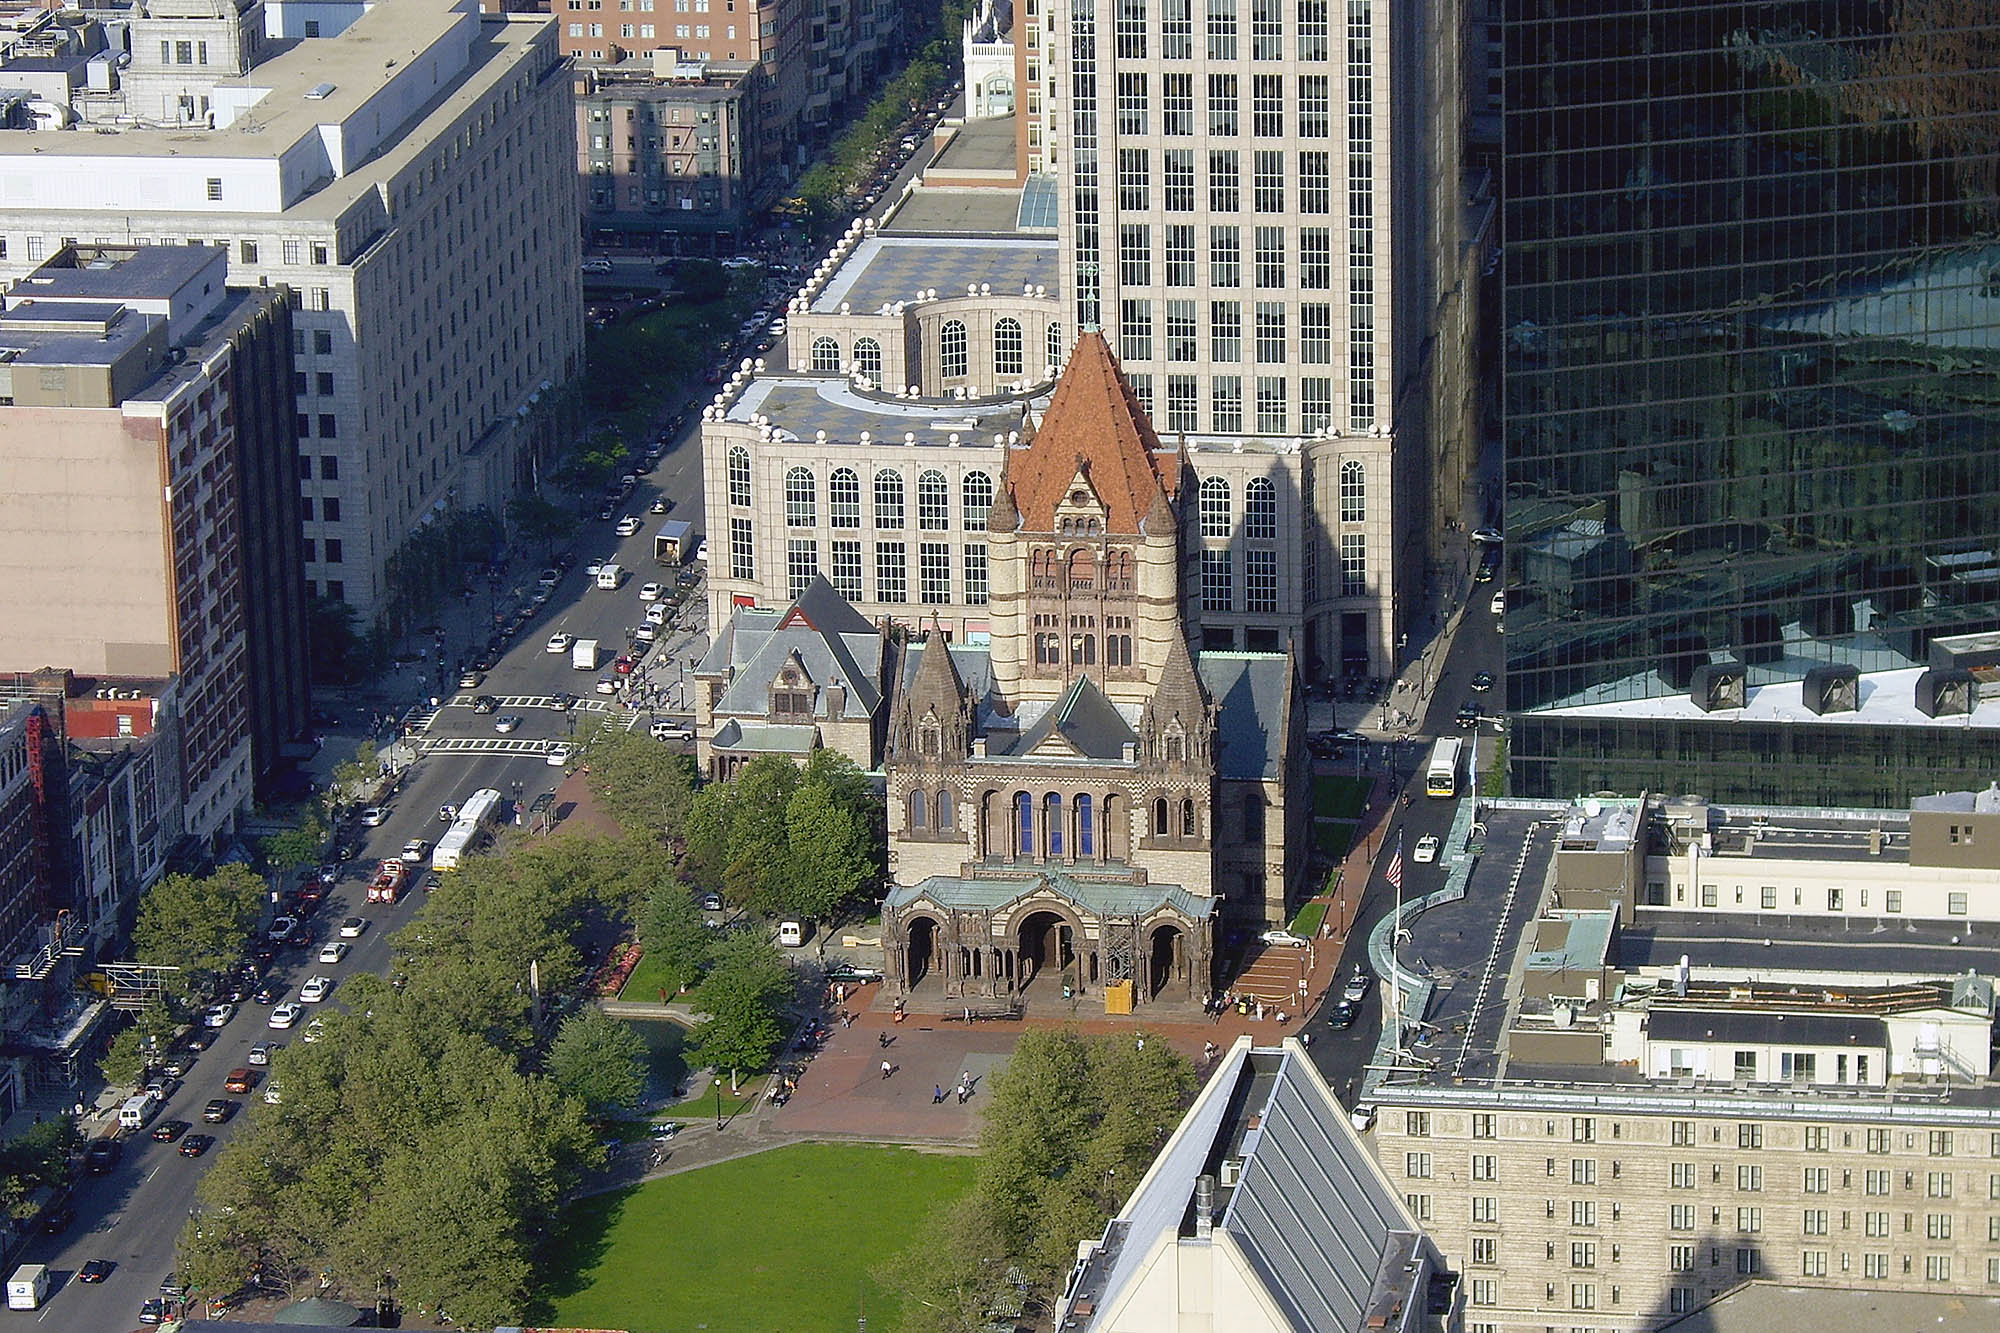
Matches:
[[1007, 331, 1176, 534]]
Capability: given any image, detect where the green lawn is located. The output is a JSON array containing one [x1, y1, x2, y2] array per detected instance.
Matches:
[[1289, 901, 1328, 937], [1313, 821, 1355, 860], [537, 1143, 977, 1332], [617, 952, 691, 1005], [1312, 775, 1372, 820]]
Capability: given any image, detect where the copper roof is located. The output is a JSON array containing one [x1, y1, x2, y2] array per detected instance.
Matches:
[[1007, 332, 1175, 533]]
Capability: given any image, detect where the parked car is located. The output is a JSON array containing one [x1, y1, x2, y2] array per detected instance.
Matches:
[[299, 976, 333, 1004], [638, 581, 664, 602], [358, 806, 388, 827], [546, 741, 575, 767], [580, 258, 614, 274], [201, 1003, 235, 1028], [1259, 928, 1310, 948]]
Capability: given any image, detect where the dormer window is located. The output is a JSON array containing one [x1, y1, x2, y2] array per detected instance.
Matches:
[[772, 688, 812, 718]]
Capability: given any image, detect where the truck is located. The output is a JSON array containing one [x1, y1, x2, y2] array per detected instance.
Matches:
[[596, 562, 623, 590], [7, 1264, 47, 1311], [573, 638, 603, 671], [653, 519, 693, 565], [366, 858, 409, 905]]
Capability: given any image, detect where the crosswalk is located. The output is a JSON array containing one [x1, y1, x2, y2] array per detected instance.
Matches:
[[446, 693, 613, 713], [419, 736, 567, 758]]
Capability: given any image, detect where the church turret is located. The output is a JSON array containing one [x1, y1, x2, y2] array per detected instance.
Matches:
[[1139, 629, 1216, 771], [889, 626, 970, 762]]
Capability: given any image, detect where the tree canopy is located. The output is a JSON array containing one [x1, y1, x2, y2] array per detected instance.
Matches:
[[545, 1007, 648, 1120], [637, 885, 712, 996], [685, 932, 794, 1085], [131, 865, 266, 1002], [878, 1027, 1198, 1330], [683, 751, 879, 919], [578, 720, 699, 839]]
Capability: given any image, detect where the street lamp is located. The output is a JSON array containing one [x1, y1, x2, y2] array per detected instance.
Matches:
[[714, 1076, 724, 1130]]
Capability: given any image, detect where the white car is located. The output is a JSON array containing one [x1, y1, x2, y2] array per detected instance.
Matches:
[[651, 722, 692, 743], [339, 917, 368, 939], [263, 1082, 283, 1105], [693, 538, 709, 563], [633, 624, 658, 646], [317, 941, 349, 965], [645, 603, 669, 625], [1413, 835, 1440, 864], [580, 258, 614, 274], [547, 632, 574, 654], [1259, 928, 1310, 949], [638, 581, 664, 602], [1491, 591, 1506, 616], [202, 1002, 236, 1028], [615, 516, 643, 537], [595, 677, 619, 695], [267, 1003, 302, 1029], [298, 976, 333, 1004], [546, 741, 574, 767]]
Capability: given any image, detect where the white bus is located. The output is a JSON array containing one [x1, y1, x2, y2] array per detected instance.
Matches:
[[432, 788, 505, 870], [1425, 737, 1463, 798]]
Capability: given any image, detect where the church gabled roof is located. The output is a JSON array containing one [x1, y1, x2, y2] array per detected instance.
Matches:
[[1006, 331, 1176, 534], [1008, 675, 1138, 760], [778, 573, 878, 638]]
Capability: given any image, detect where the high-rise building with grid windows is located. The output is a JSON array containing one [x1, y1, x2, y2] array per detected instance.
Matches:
[[1051, 0, 1475, 678], [1500, 1, 2000, 805]]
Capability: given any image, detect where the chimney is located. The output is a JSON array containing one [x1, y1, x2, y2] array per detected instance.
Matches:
[[1869, 827, 1883, 856], [826, 678, 845, 717], [1193, 1174, 1215, 1238]]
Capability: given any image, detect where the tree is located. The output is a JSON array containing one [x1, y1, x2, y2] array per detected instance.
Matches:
[[545, 1007, 648, 1119], [579, 721, 698, 838], [0, 1120, 81, 1220], [329, 741, 381, 808], [638, 886, 712, 995], [781, 779, 874, 922], [675, 259, 729, 303], [262, 814, 327, 876], [97, 1000, 179, 1086], [685, 933, 793, 1087], [683, 755, 799, 911], [507, 493, 573, 558], [132, 866, 267, 1000], [879, 1027, 1197, 1326]]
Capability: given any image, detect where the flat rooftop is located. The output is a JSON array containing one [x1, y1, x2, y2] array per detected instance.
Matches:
[[808, 234, 1056, 314], [725, 374, 1045, 448], [0, 301, 157, 365], [881, 185, 1030, 234], [932, 115, 1018, 173], [1661, 1280, 2000, 1333], [10, 245, 215, 302]]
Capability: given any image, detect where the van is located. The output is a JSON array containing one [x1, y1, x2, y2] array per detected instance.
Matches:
[[777, 919, 807, 947], [118, 1093, 159, 1132], [7, 1264, 48, 1310], [596, 563, 623, 590]]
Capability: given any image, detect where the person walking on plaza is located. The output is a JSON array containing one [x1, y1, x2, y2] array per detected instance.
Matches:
[[881, 1059, 894, 1080], [933, 1084, 945, 1105]]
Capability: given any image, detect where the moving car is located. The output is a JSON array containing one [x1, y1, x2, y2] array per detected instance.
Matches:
[[546, 741, 574, 767], [299, 976, 333, 1003], [1470, 671, 1494, 693], [201, 1002, 235, 1028], [339, 916, 368, 938], [400, 839, 430, 864], [546, 632, 575, 654], [79, 1260, 114, 1283], [615, 515, 643, 537], [1456, 701, 1481, 728], [317, 941, 349, 965], [178, 1134, 215, 1158], [471, 695, 500, 714], [1491, 591, 1505, 616], [247, 1042, 279, 1066], [651, 721, 692, 743], [1327, 998, 1359, 1030], [1341, 967, 1372, 1004], [139, 1298, 167, 1324], [268, 1003, 302, 1029], [549, 692, 579, 711], [1471, 526, 1503, 544], [649, 497, 668, 514], [1259, 928, 1310, 948], [493, 714, 523, 734], [83, 1140, 121, 1173], [457, 670, 484, 689], [224, 1068, 254, 1094], [151, 1119, 190, 1143], [580, 258, 614, 274], [201, 1099, 234, 1124], [1413, 835, 1440, 864]]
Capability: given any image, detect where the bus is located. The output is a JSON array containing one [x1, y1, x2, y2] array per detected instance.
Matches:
[[432, 788, 504, 871], [1425, 737, 1463, 798]]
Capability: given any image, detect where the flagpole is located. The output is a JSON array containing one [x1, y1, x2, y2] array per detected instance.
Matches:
[[1388, 828, 1404, 1064]]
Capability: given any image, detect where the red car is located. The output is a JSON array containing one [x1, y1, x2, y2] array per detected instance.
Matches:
[[614, 656, 635, 675]]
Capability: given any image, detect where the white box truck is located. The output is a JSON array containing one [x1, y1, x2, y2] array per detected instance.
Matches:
[[572, 639, 603, 671], [596, 562, 623, 590], [7, 1264, 48, 1310]]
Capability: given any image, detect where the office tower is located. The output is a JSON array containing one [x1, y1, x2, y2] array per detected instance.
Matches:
[[1501, 2, 2000, 804], [1051, 0, 1466, 676], [0, 244, 300, 835], [0, 0, 583, 623]]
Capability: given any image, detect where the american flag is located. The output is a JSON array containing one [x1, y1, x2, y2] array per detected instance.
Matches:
[[1384, 834, 1404, 891]]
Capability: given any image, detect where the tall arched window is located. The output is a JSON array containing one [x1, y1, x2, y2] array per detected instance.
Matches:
[[853, 337, 883, 379], [874, 470, 905, 529], [1152, 797, 1169, 837], [918, 470, 950, 530], [1199, 476, 1231, 537], [994, 317, 1024, 377], [941, 320, 969, 378], [1045, 793, 1064, 857], [1077, 794, 1094, 857], [1068, 546, 1096, 591], [811, 336, 841, 372], [906, 789, 928, 831], [963, 471, 993, 530], [935, 791, 954, 832], [1340, 459, 1366, 522], [1181, 798, 1197, 837], [727, 446, 751, 506], [829, 468, 861, 528], [1016, 791, 1034, 856], [1047, 321, 1064, 370], [1245, 477, 1277, 539], [785, 467, 816, 527]]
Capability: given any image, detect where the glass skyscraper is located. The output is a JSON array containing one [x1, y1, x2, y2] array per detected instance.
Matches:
[[1500, 0, 2000, 804]]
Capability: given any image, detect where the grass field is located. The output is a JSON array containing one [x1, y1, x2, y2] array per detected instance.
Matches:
[[537, 1143, 977, 1332], [1313, 775, 1372, 820], [617, 952, 689, 1005], [1289, 901, 1328, 937], [1313, 821, 1355, 861]]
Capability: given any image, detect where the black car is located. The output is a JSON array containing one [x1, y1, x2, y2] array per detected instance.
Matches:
[[83, 1139, 121, 1173], [151, 1119, 191, 1143], [1327, 999, 1359, 1030], [252, 983, 281, 1005], [79, 1259, 114, 1283], [184, 1029, 214, 1052], [1470, 671, 1495, 693], [139, 1298, 167, 1324], [161, 1050, 197, 1078], [550, 692, 578, 712], [471, 695, 500, 714], [41, 1202, 74, 1234], [178, 1134, 215, 1158], [1456, 701, 1481, 728]]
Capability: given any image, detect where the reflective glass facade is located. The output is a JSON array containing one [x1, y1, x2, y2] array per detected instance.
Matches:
[[1500, 0, 2000, 802]]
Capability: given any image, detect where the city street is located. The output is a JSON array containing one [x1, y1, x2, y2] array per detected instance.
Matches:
[[19, 394, 721, 1331]]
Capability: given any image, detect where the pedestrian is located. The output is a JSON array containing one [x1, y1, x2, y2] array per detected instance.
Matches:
[[956, 1082, 968, 1104], [881, 1059, 893, 1080], [932, 1084, 945, 1104]]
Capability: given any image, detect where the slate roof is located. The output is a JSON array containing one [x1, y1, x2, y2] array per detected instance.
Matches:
[[1647, 1008, 1885, 1049], [1008, 331, 1178, 534], [695, 575, 883, 722], [886, 871, 1216, 921], [898, 641, 997, 712], [1005, 675, 1138, 760], [710, 720, 820, 754], [1060, 1041, 1428, 1333], [1197, 652, 1292, 782]]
